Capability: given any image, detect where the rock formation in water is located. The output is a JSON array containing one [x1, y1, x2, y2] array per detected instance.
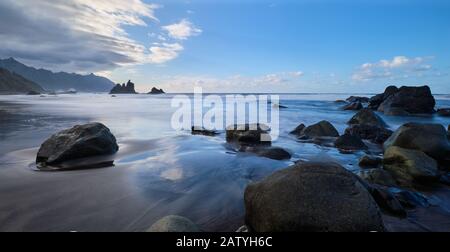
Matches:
[[109, 80, 137, 94], [148, 87, 165, 94], [0, 68, 44, 94]]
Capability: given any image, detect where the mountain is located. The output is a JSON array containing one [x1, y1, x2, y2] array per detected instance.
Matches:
[[0, 68, 45, 94], [0, 58, 114, 92]]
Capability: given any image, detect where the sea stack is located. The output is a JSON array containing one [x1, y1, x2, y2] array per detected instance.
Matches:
[[148, 87, 165, 94], [109, 80, 137, 94]]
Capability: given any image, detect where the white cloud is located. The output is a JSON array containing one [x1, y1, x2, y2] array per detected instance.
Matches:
[[148, 43, 184, 64], [162, 19, 202, 40], [352, 56, 433, 81]]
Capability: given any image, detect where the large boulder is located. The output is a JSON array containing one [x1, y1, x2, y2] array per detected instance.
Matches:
[[383, 123, 450, 163], [335, 134, 368, 151], [342, 102, 363, 111], [298, 120, 339, 139], [377, 86, 435, 114], [226, 123, 271, 145], [345, 124, 393, 144], [348, 108, 387, 127], [368, 86, 399, 110], [244, 162, 385, 232], [147, 215, 201, 232], [36, 123, 119, 169], [383, 146, 439, 187]]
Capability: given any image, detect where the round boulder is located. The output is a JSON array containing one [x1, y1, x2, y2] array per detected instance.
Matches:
[[377, 86, 435, 114], [345, 124, 393, 144], [244, 162, 385, 232], [147, 215, 201, 232], [348, 108, 387, 127], [300, 120, 339, 139], [36, 123, 119, 169], [335, 134, 368, 151]]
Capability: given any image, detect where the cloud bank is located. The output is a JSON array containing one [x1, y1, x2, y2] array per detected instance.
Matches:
[[0, 0, 201, 73]]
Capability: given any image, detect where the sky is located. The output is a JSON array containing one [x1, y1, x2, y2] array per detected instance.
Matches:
[[0, 0, 449, 93]]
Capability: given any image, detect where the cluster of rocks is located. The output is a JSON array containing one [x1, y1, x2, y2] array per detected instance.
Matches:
[[109, 80, 137, 94]]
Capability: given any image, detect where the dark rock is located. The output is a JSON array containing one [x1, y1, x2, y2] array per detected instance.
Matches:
[[191, 126, 218, 136], [388, 188, 431, 208], [298, 120, 339, 139], [148, 87, 165, 94], [348, 108, 387, 127], [439, 173, 450, 186], [226, 124, 271, 146], [244, 162, 385, 232], [383, 123, 450, 163], [367, 185, 407, 217], [273, 103, 288, 109], [335, 99, 346, 103], [147, 215, 201, 232], [359, 155, 383, 168], [368, 86, 399, 110], [346, 96, 370, 103], [383, 146, 439, 187], [36, 123, 119, 169], [437, 108, 450, 117], [384, 107, 409, 116], [342, 102, 363, 111], [335, 134, 368, 151], [345, 124, 393, 144], [378, 86, 435, 114], [240, 146, 291, 160], [27, 90, 41, 95], [289, 123, 305, 136], [109, 80, 137, 94], [357, 169, 397, 187]]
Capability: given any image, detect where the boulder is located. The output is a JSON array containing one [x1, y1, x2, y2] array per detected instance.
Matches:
[[366, 185, 406, 217], [335, 134, 368, 151], [357, 169, 397, 187], [290, 123, 305, 136], [191, 126, 218, 136], [384, 107, 409, 116], [359, 155, 383, 168], [240, 146, 291, 160], [346, 96, 370, 103], [342, 102, 363, 111], [368, 86, 399, 110], [345, 124, 393, 144], [383, 123, 450, 163], [36, 123, 119, 169], [226, 123, 271, 145], [147, 215, 201, 232], [377, 86, 435, 114], [383, 146, 439, 187], [244, 162, 385, 232], [348, 108, 387, 127], [148, 87, 165, 94], [437, 108, 450, 117], [298, 120, 339, 139]]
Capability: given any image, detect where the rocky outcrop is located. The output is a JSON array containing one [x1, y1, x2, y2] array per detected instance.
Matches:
[[348, 109, 386, 127], [244, 162, 385, 232], [36, 123, 119, 169], [109, 80, 137, 94], [148, 87, 165, 94], [334, 134, 368, 151], [292, 120, 339, 139], [376, 86, 435, 115], [345, 124, 393, 144], [383, 146, 439, 187], [342, 102, 363, 111], [368, 86, 399, 110], [383, 123, 450, 163], [147, 215, 201, 232], [346, 96, 370, 103], [437, 108, 450, 117]]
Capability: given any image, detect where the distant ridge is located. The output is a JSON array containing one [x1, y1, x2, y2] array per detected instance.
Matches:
[[0, 58, 115, 92], [0, 68, 44, 94]]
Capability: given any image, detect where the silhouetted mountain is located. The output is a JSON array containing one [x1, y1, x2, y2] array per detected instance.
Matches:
[[0, 68, 44, 94], [109, 80, 137, 94], [0, 58, 114, 92]]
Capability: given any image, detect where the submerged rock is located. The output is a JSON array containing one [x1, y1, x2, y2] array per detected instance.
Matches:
[[348, 108, 387, 127], [147, 215, 201, 232], [298, 120, 339, 139], [383, 123, 450, 163], [335, 134, 368, 151], [342, 102, 363, 111], [383, 146, 439, 187], [191, 126, 219, 136], [359, 155, 383, 168], [240, 146, 291, 160], [437, 108, 450, 117], [345, 124, 393, 144], [377, 86, 435, 115], [36, 123, 119, 169], [226, 123, 271, 145], [244, 162, 385, 232]]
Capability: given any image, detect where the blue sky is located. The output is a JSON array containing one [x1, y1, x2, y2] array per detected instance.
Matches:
[[1, 0, 449, 93]]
